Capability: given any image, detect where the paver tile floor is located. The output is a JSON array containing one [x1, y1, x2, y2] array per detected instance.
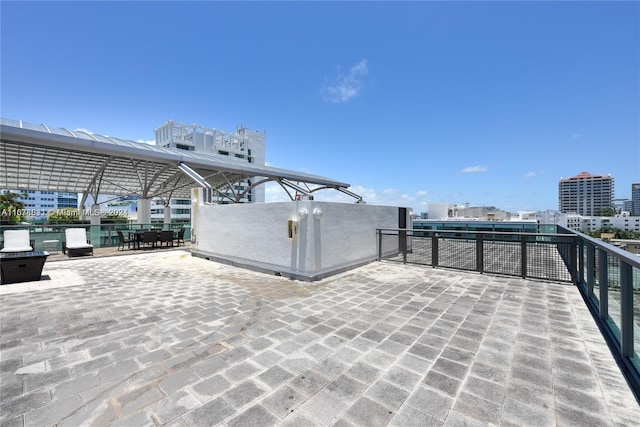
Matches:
[[1, 250, 638, 426]]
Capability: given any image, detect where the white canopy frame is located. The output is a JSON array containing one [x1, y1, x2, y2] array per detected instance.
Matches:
[[0, 118, 363, 205]]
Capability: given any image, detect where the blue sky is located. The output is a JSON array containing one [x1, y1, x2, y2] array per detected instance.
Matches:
[[2, 1, 638, 213]]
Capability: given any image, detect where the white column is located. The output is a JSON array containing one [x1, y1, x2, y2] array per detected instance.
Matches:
[[137, 198, 151, 225], [89, 203, 101, 248], [191, 188, 201, 245], [163, 204, 171, 226], [90, 204, 101, 226]]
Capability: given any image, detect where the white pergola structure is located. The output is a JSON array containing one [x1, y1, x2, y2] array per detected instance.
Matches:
[[0, 118, 363, 224]]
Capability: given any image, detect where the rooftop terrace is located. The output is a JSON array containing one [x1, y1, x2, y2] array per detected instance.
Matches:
[[1, 249, 639, 426]]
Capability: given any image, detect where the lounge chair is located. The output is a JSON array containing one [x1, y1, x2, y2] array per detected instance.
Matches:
[[63, 228, 94, 257], [1, 230, 33, 252]]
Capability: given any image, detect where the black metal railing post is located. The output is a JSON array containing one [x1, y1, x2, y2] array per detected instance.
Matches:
[[620, 261, 634, 358], [432, 233, 439, 267], [520, 234, 527, 279], [570, 237, 578, 285], [400, 229, 407, 264], [377, 229, 382, 261], [476, 233, 484, 274]]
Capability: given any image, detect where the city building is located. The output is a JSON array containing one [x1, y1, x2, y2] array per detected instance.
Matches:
[[624, 199, 634, 214], [558, 171, 614, 216], [613, 198, 631, 214], [560, 214, 640, 233], [426, 203, 514, 221], [155, 120, 266, 204], [142, 120, 269, 223], [0, 189, 78, 221], [632, 183, 640, 216]]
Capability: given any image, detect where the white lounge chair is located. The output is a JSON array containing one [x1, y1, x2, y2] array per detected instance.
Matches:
[[1, 230, 33, 252], [64, 228, 94, 257]]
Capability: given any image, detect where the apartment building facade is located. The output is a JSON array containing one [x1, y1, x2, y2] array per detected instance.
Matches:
[[563, 214, 640, 233], [1, 190, 78, 220], [558, 171, 614, 216]]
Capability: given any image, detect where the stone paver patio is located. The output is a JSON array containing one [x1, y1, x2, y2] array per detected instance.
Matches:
[[1, 250, 639, 426]]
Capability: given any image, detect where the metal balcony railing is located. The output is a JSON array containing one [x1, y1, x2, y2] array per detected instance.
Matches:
[[377, 228, 577, 282], [377, 226, 640, 400]]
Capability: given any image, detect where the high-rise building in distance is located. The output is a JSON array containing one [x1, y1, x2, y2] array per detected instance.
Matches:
[[632, 183, 640, 216], [558, 172, 614, 216]]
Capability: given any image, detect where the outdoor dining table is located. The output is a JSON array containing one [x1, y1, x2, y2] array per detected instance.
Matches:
[[127, 230, 173, 250], [127, 230, 149, 250]]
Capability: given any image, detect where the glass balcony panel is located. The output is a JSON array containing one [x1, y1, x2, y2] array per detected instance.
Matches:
[[591, 249, 600, 306], [605, 254, 622, 344]]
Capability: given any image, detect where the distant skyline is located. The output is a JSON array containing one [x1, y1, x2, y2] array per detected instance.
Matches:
[[1, 1, 638, 212]]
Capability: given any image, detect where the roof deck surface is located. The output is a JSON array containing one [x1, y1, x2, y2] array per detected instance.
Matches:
[[1, 250, 638, 426]]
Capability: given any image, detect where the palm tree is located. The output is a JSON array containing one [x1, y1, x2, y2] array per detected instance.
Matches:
[[0, 191, 27, 224]]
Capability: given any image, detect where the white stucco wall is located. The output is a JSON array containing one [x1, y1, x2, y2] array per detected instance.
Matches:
[[191, 200, 403, 280]]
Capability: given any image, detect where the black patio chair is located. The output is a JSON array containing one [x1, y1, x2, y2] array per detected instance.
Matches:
[[159, 230, 174, 248], [173, 228, 185, 247], [116, 231, 134, 251], [140, 231, 158, 249]]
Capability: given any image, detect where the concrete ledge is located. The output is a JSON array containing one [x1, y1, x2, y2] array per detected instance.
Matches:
[[191, 249, 376, 281]]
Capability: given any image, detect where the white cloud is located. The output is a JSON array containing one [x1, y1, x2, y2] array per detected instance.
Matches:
[[523, 170, 545, 178], [461, 165, 488, 173], [136, 139, 155, 145], [264, 182, 434, 212], [322, 59, 369, 103], [571, 133, 583, 139], [264, 182, 294, 202]]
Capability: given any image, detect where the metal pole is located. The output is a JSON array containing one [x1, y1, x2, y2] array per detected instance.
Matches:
[[521, 234, 527, 279], [432, 233, 439, 267], [476, 233, 484, 274], [570, 237, 578, 286]]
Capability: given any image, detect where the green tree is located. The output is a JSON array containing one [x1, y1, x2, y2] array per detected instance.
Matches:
[[598, 207, 617, 217], [0, 192, 27, 225], [104, 212, 128, 223], [47, 208, 82, 224], [587, 227, 640, 240]]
